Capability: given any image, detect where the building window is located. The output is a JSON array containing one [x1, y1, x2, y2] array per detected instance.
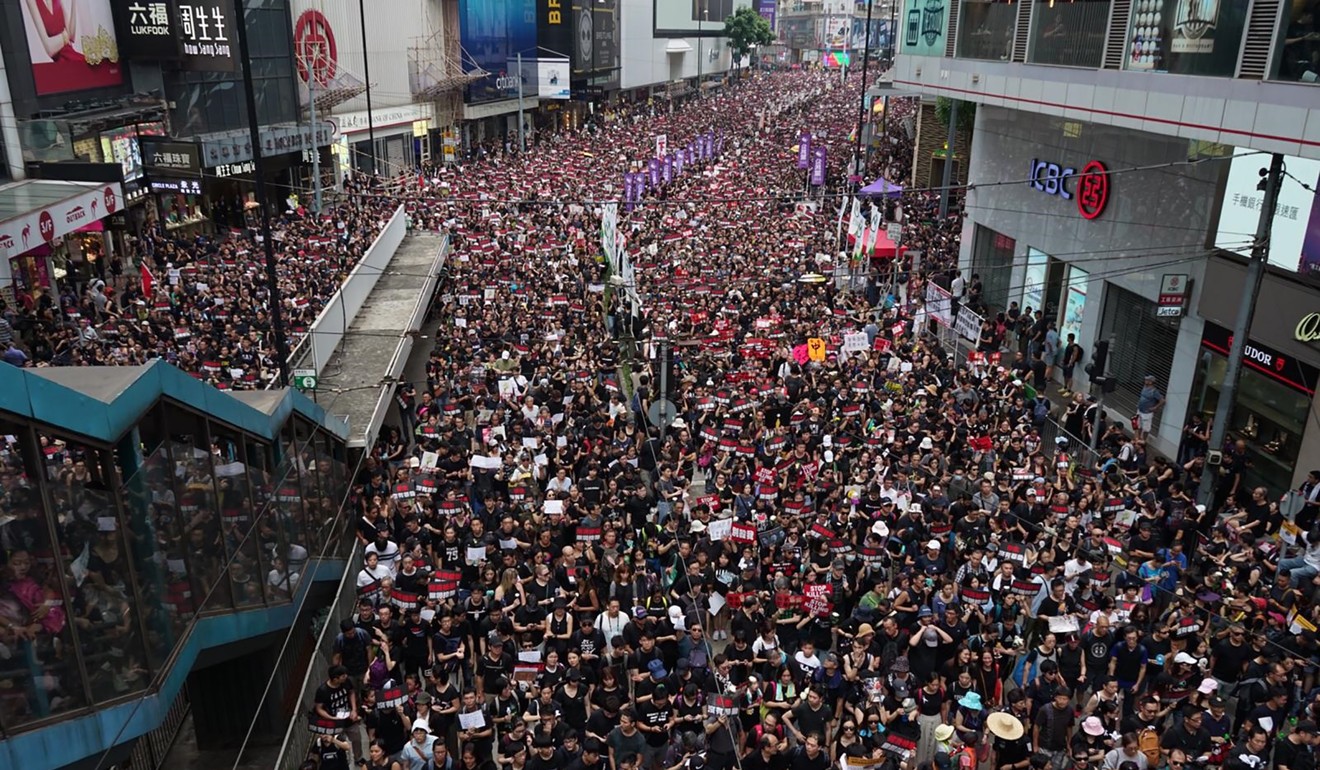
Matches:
[[1123, 0, 1249, 77], [1098, 283, 1180, 417], [1275, 2, 1320, 84], [969, 224, 1015, 314], [957, 0, 1016, 61], [1029, 0, 1110, 68]]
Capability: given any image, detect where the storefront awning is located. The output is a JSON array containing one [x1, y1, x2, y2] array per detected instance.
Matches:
[[666, 40, 694, 53], [0, 180, 123, 262]]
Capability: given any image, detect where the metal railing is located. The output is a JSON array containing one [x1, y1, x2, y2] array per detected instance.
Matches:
[[272, 545, 364, 770], [125, 685, 191, 769]]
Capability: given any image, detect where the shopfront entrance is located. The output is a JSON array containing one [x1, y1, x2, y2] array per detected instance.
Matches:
[[0, 180, 124, 308]]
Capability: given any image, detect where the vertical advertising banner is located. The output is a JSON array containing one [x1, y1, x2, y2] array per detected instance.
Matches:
[[570, 0, 619, 87], [900, 0, 948, 58], [461, 0, 538, 104], [757, 0, 776, 31], [797, 131, 812, 169], [538, 0, 574, 71], [20, 0, 124, 95], [810, 147, 827, 186]]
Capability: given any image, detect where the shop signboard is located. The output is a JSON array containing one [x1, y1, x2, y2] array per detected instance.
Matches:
[[1201, 322, 1319, 396], [1157, 274, 1189, 317], [111, 0, 181, 59], [149, 178, 203, 195], [901, 0, 948, 57], [176, 0, 239, 72], [1215, 147, 1320, 276], [140, 138, 203, 177], [0, 183, 124, 261], [198, 122, 335, 167], [458, 0, 538, 104], [654, 0, 746, 34], [1124, 0, 1248, 77], [1028, 157, 1110, 220], [758, 0, 777, 31], [19, 0, 124, 95]]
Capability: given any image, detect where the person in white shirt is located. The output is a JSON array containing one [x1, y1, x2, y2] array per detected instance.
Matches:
[[595, 598, 629, 653], [364, 532, 401, 576], [546, 468, 574, 495], [357, 551, 392, 588]]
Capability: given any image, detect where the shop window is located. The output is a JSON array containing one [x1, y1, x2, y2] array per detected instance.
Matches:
[[1123, 0, 1249, 77], [0, 422, 88, 729], [37, 433, 151, 705], [1190, 324, 1317, 497], [969, 224, 1016, 314], [957, 0, 1017, 61], [1029, 0, 1110, 67], [1275, 3, 1320, 84], [1098, 284, 1179, 418]]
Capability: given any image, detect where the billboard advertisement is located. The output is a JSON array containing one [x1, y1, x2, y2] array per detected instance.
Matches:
[[517, 56, 571, 99], [1215, 147, 1320, 275], [757, 0, 776, 32], [899, 0, 948, 57], [654, 0, 752, 34], [570, 0, 619, 88], [460, 0, 538, 104], [19, 0, 124, 95], [1124, 0, 1248, 77]]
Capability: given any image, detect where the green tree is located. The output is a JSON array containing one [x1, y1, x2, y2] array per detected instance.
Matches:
[[723, 7, 775, 70]]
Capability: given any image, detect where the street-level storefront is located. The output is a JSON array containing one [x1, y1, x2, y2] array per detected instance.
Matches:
[[1196, 255, 1320, 492], [331, 104, 435, 177], [956, 107, 1223, 459], [0, 181, 124, 308]]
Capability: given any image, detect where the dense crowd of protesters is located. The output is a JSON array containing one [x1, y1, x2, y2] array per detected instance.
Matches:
[[296, 67, 1320, 770], [0, 178, 398, 388]]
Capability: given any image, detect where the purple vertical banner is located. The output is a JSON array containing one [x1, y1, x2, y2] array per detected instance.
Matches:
[[648, 158, 661, 187], [663, 154, 673, 184], [706, 132, 715, 159], [810, 147, 827, 186], [638, 169, 648, 192], [624, 173, 634, 210], [716, 133, 725, 157], [758, 0, 776, 32], [688, 142, 696, 163], [797, 130, 811, 169], [675, 150, 684, 175]]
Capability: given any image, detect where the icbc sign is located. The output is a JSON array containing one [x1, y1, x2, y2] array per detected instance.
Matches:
[[1029, 158, 1110, 220], [293, 10, 337, 87]]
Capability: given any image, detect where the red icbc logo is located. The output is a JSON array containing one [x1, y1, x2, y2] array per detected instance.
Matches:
[[293, 10, 338, 87], [1075, 160, 1110, 220]]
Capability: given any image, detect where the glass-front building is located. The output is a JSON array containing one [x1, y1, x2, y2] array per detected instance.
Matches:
[[0, 362, 348, 733]]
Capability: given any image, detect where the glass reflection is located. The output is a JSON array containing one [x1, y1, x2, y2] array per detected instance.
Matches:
[[0, 426, 87, 727], [40, 435, 149, 704]]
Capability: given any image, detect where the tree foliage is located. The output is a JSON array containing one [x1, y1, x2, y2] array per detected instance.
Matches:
[[723, 7, 775, 61], [935, 97, 977, 134]]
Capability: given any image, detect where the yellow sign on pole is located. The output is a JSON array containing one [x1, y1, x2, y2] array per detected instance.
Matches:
[[807, 337, 826, 362]]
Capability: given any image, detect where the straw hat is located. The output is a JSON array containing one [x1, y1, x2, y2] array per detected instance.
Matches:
[[986, 712, 1025, 741]]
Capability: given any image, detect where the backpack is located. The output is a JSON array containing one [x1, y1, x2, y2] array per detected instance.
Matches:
[[1137, 726, 1161, 765], [1033, 399, 1049, 425]]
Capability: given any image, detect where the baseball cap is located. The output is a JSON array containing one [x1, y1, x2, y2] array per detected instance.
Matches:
[[1197, 678, 1218, 694], [927, 539, 941, 551], [1173, 652, 1198, 666]]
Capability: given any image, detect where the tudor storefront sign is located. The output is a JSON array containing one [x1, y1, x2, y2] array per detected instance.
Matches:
[[0, 184, 124, 261], [1201, 321, 1319, 396], [1028, 158, 1111, 220]]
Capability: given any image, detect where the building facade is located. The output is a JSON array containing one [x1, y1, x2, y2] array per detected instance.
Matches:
[[894, 0, 1320, 487]]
